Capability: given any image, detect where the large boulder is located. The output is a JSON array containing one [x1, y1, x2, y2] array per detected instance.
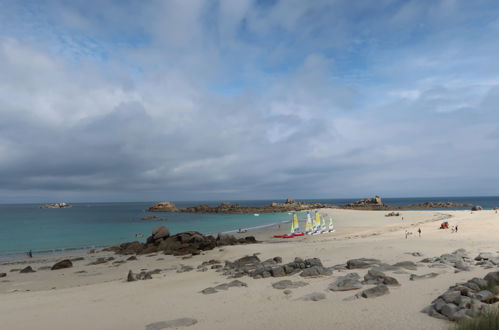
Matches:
[[484, 271, 499, 285], [328, 273, 363, 291], [359, 285, 389, 298], [51, 259, 73, 270], [20, 266, 35, 273], [152, 226, 170, 241], [471, 205, 483, 211]]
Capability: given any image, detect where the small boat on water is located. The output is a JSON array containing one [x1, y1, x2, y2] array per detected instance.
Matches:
[[254, 213, 260, 216]]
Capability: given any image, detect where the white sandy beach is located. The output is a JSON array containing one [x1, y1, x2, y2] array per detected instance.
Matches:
[[1, 209, 499, 330]]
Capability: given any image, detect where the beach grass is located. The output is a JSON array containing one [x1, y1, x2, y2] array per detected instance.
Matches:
[[451, 310, 499, 330]]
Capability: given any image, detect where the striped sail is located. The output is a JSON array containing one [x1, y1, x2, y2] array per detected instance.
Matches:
[[305, 211, 313, 233], [314, 211, 321, 232], [291, 213, 299, 233]]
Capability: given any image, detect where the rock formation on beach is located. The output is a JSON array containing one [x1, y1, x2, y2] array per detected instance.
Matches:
[[147, 202, 178, 212], [106, 226, 257, 256], [40, 202, 71, 209]]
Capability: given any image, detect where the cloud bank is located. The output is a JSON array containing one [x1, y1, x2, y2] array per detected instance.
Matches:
[[1, 0, 499, 202]]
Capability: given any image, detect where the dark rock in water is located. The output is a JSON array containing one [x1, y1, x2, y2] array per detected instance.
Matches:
[[298, 292, 326, 301], [299, 265, 332, 277], [484, 271, 499, 285], [393, 261, 417, 270], [328, 273, 362, 291], [145, 318, 197, 330], [20, 266, 35, 273], [0, 273, 6, 278], [51, 259, 73, 270], [410, 273, 439, 281], [359, 285, 389, 298], [272, 280, 308, 290], [346, 258, 381, 269], [471, 205, 483, 211]]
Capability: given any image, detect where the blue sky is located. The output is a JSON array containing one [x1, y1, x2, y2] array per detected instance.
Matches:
[[1, 0, 499, 202]]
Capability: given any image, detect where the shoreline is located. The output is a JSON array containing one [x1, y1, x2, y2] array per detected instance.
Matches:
[[1, 209, 499, 330]]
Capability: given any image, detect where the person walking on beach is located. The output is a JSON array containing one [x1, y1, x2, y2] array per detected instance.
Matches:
[[28, 249, 32, 258], [405, 230, 409, 239], [418, 228, 421, 237], [455, 225, 458, 233]]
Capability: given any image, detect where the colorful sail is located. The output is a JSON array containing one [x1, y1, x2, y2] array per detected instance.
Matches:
[[290, 213, 299, 233], [314, 211, 321, 232], [305, 211, 313, 233]]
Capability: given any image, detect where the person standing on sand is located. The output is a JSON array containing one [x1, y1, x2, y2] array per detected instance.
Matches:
[[405, 230, 409, 239], [418, 228, 421, 237], [28, 249, 32, 258], [455, 225, 458, 233]]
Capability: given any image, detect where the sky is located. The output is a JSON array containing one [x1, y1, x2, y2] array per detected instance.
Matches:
[[1, 0, 499, 203]]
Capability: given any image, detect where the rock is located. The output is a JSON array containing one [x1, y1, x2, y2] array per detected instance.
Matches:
[[420, 257, 436, 263], [471, 205, 483, 211], [410, 252, 424, 257], [147, 202, 178, 212], [273, 256, 282, 264], [484, 271, 499, 285], [441, 290, 461, 304], [468, 277, 488, 290], [474, 252, 493, 261], [283, 289, 292, 295], [127, 270, 137, 282], [127, 256, 138, 261], [299, 266, 332, 277], [328, 273, 363, 291], [346, 196, 384, 208], [177, 265, 194, 273], [409, 273, 439, 281], [383, 276, 400, 286], [454, 260, 471, 272], [20, 266, 35, 273], [145, 318, 197, 330], [359, 285, 389, 298], [270, 266, 286, 277], [298, 292, 326, 301], [227, 280, 247, 288], [272, 280, 309, 290], [51, 259, 73, 270], [440, 303, 459, 319], [363, 269, 387, 284], [0, 273, 6, 278], [346, 258, 381, 269], [152, 226, 170, 240], [474, 290, 494, 302], [393, 261, 417, 270], [371, 264, 401, 272], [201, 287, 217, 295], [214, 283, 229, 291], [489, 257, 499, 265]]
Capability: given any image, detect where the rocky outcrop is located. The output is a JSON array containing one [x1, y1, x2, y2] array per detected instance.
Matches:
[[0, 273, 6, 278], [272, 280, 309, 290], [346, 258, 382, 269], [147, 202, 178, 212], [221, 256, 331, 279], [358, 284, 390, 298], [51, 259, 73, 270], [422, 271, 499, 321], [341, 197, 470, 210], [148, 200, 333, 214], [200, 280, 247, 294], [107, 226, 257, 257], [471, 205, 483, 211], [385, 212, 400, 217], [40, 202, 71, 209]]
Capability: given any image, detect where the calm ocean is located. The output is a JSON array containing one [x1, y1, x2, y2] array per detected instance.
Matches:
[[1, 197, 498, 258]]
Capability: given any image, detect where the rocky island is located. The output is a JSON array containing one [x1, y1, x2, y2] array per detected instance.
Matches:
[[147, 198, 333, 214], [147, 196, 470, 214], [40, 202, 72, 209]]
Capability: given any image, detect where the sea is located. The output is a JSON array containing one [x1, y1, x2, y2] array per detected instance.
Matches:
[[1, 197, 498, 259]]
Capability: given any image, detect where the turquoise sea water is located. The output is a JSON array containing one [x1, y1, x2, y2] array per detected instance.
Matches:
[[1, 197, 498, 258]]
